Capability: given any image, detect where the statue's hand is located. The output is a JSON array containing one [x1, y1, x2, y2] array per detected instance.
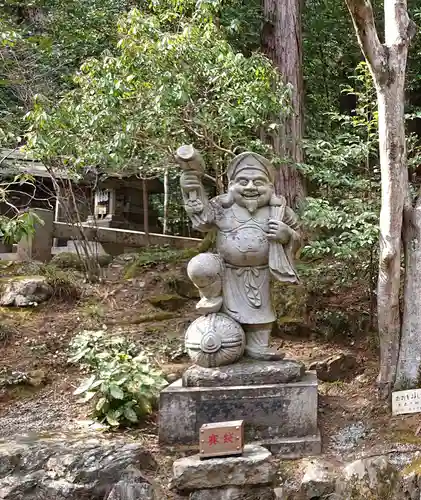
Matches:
[[267, 219, 291, 244], [180, 171, 202, 192]]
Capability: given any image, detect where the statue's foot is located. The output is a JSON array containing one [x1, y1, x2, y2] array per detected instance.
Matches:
[[196, 296, 223, 314], [245, 346, 285, 361]]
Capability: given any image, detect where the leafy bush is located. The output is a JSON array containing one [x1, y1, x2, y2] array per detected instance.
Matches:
[[69, 330, 167, 427], [39, 264, 81, 301]]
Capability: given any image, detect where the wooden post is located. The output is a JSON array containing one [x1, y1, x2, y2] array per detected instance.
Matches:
[[142, 178, 150, 245], [16, 208, 54, 263], [53, 189, 60, 248]]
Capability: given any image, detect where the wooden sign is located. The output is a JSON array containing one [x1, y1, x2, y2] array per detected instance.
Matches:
[[199, 420, 244, 459], [392, 388, 421, 415]]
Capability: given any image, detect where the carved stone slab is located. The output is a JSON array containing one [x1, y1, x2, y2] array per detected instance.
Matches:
[[159, 372, 321, 458], [182, 359, 305, 387]]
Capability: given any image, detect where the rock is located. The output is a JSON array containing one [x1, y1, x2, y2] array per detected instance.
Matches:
[[107, 482, 155, 499], [189, 486, 275, 499], [105, 467, 157, 500], [148, 293, 187, 311], [308, 352, 357, 382], [0, 434, 157, 499], [166, 373, 179, 383], [273, 488, 284, 499], [0, 276, 52, 307], [299, 458, 337, 499], [27, 369, 48, 387], [183, 359, 305, 387], [336, 456, 400, 499], [355, 373, 370, 384], [171, 444, 274, 491]]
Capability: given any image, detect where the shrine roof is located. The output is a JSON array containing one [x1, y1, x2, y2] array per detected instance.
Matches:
[[0, 149, 164, 192]]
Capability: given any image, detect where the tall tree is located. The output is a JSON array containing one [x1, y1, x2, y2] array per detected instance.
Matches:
[[262, 0, 305, 208], [345, 0, 416, 396]]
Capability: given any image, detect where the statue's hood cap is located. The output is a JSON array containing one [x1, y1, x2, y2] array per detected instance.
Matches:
[[227, 152, 276, 183]]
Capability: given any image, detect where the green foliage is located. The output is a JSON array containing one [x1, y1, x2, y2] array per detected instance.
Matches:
[[300, 63, 380, 261], [0, 0, 136, 147], [25, 6, 289, 181], [0, 210, 41, 244], [69, 329, 167, 426], [303, 0, 361, 129], [0, 174, 42, 244]]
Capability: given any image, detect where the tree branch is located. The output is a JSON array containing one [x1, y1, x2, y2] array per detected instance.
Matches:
[[345, 0, 388, 78], [385, 0, 417, 45]]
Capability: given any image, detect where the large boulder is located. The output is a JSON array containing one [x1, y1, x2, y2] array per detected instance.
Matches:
[[0, 434, 158, 499], [335, 456, 400, 499], [299, 458, 338, 499], [0, 276, 52, 307]]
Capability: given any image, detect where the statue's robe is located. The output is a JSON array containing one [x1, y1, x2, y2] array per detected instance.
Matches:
[[189, 198, 301, 326]]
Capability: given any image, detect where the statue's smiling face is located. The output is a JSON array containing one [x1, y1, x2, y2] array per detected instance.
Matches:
[[229, 166, 273, 213]]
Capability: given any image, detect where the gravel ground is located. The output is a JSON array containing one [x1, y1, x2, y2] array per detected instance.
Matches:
[[0, 388, 82, 438]]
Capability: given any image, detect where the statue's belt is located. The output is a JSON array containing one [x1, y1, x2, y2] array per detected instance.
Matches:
[[224, 263, 268, 273]]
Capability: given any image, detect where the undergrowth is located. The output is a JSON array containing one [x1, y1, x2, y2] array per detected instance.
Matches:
[[51, 252, 112, 271], [69, 330, 168, 427], [39, 264, 81, 301], [123, 234, 215, 279]]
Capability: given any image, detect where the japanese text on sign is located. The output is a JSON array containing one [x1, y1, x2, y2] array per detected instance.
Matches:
[[392, 388, 421, 415], [199, 420, 244, 458]]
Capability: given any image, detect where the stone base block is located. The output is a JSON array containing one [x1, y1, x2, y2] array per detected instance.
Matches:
[[171, 444, 274, 491], [159, 371, 320, 458]]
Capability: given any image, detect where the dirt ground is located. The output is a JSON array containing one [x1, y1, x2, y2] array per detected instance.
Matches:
[[1, 254, 420, 496]]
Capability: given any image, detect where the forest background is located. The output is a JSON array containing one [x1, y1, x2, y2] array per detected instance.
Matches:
[[2, 0, 421, 394]]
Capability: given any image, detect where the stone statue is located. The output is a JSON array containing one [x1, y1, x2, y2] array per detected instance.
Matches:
[[176, 145, 301, 366]]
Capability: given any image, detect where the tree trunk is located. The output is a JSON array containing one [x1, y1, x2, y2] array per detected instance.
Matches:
[[395, 191, 421, 388], [345, 0, 415, 396], [262, 0, 305, 208], [375, 77, 407, 396]]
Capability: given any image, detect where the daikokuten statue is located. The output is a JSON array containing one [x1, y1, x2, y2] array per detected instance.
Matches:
[[177, 145, 301, 366]]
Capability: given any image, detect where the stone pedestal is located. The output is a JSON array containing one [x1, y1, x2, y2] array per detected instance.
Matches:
[[159, 360, 321, 458], [16, 208, 54, 263]]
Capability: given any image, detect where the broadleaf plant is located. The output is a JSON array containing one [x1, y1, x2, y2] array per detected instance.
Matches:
[[69, 330, 167, 427]]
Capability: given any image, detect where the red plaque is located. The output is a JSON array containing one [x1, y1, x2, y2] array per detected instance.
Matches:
[[199, 420, 244, 459]]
